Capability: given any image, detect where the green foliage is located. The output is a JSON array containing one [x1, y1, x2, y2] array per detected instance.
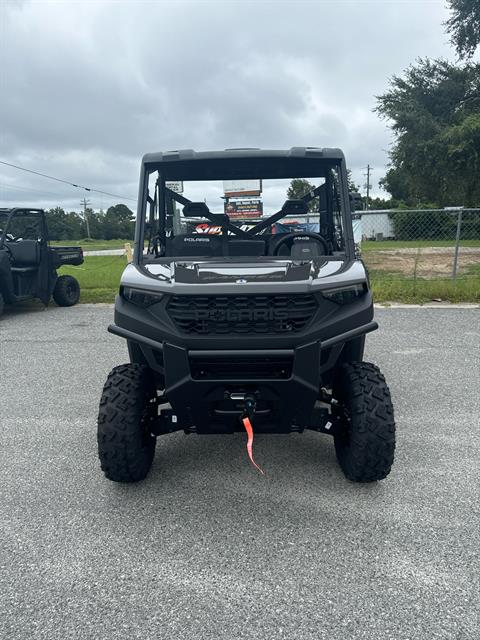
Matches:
[[389, 210, 455, 240], [287, 178, 317, 212], [347, 169, 360, 193], [458, 210, 480, 238], [388, 209, 480, 240], [45, 207, 84, 240], [368, 196, 404, 210], [377, 59, 480, 207], [99, 204, 135, 240], [44, 204, 135, 241], [445, 0, 480, 59]]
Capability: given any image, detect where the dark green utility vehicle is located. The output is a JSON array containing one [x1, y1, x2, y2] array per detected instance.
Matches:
[[0, 207, 83, 316]]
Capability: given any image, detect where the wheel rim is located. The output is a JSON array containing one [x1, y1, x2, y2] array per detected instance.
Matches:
[[67, 283, 77, 300]]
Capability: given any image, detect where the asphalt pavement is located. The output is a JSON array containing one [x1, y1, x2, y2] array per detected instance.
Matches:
[[1, 303, 479, 640]]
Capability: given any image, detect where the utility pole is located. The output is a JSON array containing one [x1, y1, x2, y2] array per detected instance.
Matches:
[[364, 165, 372, 211], [81, 197, 91, 239]]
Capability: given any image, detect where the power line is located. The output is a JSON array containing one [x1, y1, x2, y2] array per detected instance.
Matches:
[[0, 182, 67, 199], [0, 159, 137, 202], [0, 181, 129, 204]]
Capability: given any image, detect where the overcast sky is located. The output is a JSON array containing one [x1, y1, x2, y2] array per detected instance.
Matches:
[[0, 0, 453, 213]]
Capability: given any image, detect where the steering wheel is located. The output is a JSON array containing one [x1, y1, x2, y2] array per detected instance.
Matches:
[[271, 231, 329, 256]]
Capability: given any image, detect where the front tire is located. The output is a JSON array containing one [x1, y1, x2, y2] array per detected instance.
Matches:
[[0, 292, 4, 317], [333, 362, 395, 482], [97, 364, 157, 482], [53, 275, 80, 306]]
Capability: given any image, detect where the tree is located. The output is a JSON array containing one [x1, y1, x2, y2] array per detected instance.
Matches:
[[44, 203, 134, 240], [376, 58, 480, 207], [103, 204, 135, 240], [286, 178, 317, 212], [445, 0, 480, 60], [368, 196, 404, 210], [45, 207, 83, 240], [347, 169, 360, 193]]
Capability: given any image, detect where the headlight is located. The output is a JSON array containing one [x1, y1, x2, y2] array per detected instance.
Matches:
[[322, 283, 366, 305], [120, 286, 164, 308]]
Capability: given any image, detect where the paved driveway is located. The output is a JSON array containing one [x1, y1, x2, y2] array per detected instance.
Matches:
[[1, 304, 479, 639]]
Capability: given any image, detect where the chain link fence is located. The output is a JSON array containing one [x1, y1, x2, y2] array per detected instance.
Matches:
[[357, 208, 480, 299]]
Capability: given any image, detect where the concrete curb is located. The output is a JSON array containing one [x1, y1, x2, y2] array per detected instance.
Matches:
[[374, 303, 479, 309], [78, 302, 479, 309]]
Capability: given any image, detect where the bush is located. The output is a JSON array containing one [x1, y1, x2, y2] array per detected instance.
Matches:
[[388, 209, 480, 240]]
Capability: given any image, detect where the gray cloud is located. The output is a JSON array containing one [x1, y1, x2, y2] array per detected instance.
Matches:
[[0, 0, 452, 212]]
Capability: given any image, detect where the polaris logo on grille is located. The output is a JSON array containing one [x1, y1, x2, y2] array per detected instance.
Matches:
[[194, 308, 289, 322]]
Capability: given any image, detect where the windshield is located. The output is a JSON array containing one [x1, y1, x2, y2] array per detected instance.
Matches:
[[0, 210, 44, 243], [140, 163, 348, 262]]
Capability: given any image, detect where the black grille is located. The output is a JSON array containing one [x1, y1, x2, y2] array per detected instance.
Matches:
[[190, 355, 293, 380], [167, 294, 317, 334]]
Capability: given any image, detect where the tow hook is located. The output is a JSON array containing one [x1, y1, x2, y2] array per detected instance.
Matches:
[[235, 393, 264, 475], [242, 393, 257, 420]]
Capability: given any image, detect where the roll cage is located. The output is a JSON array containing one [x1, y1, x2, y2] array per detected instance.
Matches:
[[0, 208, 48, 247], [133, 148, 355, 263]]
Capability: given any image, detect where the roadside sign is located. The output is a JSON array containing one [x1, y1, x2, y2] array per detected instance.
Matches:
[[166, 181, 184, 194], [223, 180, 261, 197], [225, 199, 263, 219]]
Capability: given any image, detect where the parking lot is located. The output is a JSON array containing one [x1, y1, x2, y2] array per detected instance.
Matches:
[[1, 304, 479, 640]]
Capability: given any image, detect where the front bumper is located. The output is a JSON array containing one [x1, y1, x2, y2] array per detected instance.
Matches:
[[108, 320, 377, 433]]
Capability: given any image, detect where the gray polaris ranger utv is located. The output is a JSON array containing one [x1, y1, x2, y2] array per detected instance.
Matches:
[[98, 148, 395, 483]]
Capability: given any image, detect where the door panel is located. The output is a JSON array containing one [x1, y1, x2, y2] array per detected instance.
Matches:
[[5, 210, 51, 304]]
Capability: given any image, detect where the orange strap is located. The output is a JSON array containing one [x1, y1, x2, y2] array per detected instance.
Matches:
[[242, 417, 265, 475]]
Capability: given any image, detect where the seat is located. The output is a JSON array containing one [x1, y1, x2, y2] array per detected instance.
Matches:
[[6, 240, 40, 266], [290, 239, 323, 259], [227, 239, 266, 256], [168, 234, 223, 257]]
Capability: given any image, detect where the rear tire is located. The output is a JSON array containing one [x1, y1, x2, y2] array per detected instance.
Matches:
[[333, 362, 395, 482], [97, 364, 157, 482], [0, 292, 4, 317], [53, 275, 80, 306]]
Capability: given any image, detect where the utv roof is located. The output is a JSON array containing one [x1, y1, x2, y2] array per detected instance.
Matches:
[[0, 207, 44, 215], [143, 147, 345, 164], [142, 147, 345, 181]]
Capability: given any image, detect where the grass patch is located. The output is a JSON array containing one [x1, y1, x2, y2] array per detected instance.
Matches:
[[59, 255, 127, 303], [50, 238, 134, 252], [362, 239, 480, 251], [370, 270, 480, 304], [61, 255, 480, 305]]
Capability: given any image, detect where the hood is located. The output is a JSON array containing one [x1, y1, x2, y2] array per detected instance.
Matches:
[[121, 258, 367, 295]]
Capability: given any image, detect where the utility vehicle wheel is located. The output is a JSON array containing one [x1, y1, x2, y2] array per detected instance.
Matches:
[[0, 292, 4, 317], [53, 275, 80, 306], [97, 364, 157, 482], [333, 362, 395, 482]]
